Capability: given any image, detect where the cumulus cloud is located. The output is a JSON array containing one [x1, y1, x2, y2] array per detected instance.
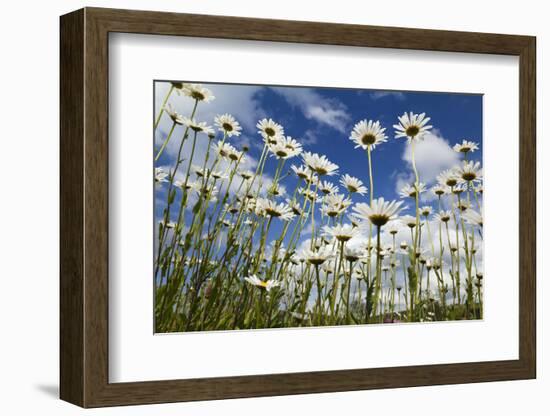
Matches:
[[270, 87, 351, 133]]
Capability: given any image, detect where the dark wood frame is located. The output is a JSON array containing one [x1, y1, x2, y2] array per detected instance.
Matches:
[[60, 7, 536, 408]]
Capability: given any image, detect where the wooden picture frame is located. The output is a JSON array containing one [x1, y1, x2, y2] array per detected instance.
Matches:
[[60, 7, 536, 408]]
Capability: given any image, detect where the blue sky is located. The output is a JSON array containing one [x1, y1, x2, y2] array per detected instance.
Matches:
[[154, 81, 482, 254]]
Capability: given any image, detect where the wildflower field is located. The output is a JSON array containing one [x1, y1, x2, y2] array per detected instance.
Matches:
[[154, 81, 483, 332]]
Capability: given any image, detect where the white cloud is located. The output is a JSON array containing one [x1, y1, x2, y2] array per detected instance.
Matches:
[[270, 87, 351, 133], [370, 91, 406, 101], [401, 130, 461, 184]]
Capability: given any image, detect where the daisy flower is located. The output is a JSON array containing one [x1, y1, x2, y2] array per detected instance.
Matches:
[[164, 103, 185, 125], [255, 198, 295, 221], [457, 160, 483, 183], [182, 117, 215, 135], [299, 187, 319, 202], [180, 83, 215, 102], [344, 246, 364, 262], [352, 197, 404, 227], [340, 174, 367, 195], [453, 139, 479, 154], [318, 180, 339, 195], [393, 112, 433, 142], [432, 184, 449, 197], [435, 210, 452, 223], [291, 164, 311, 180], [239, 170, 254, 180], [244, 275, 280, 292], [302, 152, 339, 176], [154, 167, 169, 185], [401, 215, 418, 229], [420, 206, 433, 217], [268, 183, 286, 197], [385, 222, 402, 235], [257, 118, 284, 142], [321, 193, 352, 217], [399, 182, 427, 199], [214, 113, 242, 137], [437, 169, 461, 188], [213, 141, 237, 160], [349, 119, 387, 150], [303, 246, 334, 266], [323, 223, 359, 242], [269, 138, 302, 159], [286, 199, 304, 216]]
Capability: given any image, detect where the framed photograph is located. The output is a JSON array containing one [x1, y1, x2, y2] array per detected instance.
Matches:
[[60, 7, 536, 407]]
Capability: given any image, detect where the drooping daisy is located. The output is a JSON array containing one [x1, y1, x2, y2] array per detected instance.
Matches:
[[435, 210, 452, 223], [340, 174, 367, 195], [323, 223, 358, 242], [214, 113, 242, 137], [420, 206, 433, 217], [244, 275, 280, 292], [182, 117, 215, 135], [255, 198, 295, 221], [154, 167, 169, 185], [303, 246, 334, 266], [399, 182, 427, 199], [352, 197, 404, 227], [318, 180, 339, 195], [211, 169, 229, 181], [180, 83, 215, 102], [257, 118, 284, 143], [457, 160, 483, 183], [393, 112, 433, 142], [453, 139, 479, 154], [302, 152, 339, 176], [462, 208, 483, 227], [349, 119, 387, 150], [163, 103, 185, 125], [456, 200, 471, 212], [213, 141, 237, 160]]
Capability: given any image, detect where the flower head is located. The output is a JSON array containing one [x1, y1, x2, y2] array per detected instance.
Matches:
[[352, 198, 404, 227], [420, 206, 433, 217], [214, 113, 242, 137], [180, 83, 215, 102], [257, 118, 284, 143], [437, 169, 461, 188], [318, 180, 339, 195], [399, 182, 427, 199], [182, 117, 214, 135], [457, 160, 483, 183], [323, 223, 359, 242], [269, 136, 303, 159], [303, 246, 334, 266], [393, 112, 432, 141], [453, 139, 479, 154], [321, 193, 352, 217], [435, 210, 452, 223], [255, 198, 295, 221], [340, 174, 367, 195], [349, 119, 387, 150], [164, 103, 185, 125], [244, 275, 280, 292], [154, 167, 169, 185], [302, 152, 339, 176]]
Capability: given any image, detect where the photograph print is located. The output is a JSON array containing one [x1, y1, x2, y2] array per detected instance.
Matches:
[[153, 81, 483, 333]]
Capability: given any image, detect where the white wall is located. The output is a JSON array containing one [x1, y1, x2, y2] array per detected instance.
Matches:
[[0, 0, 545, 414]]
